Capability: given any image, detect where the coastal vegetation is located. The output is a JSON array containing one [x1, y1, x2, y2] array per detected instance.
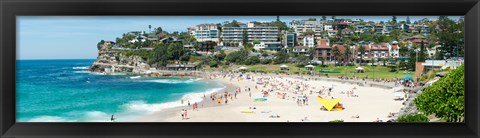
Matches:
[[397, 114, 429, 122], [415, 64, 464, 122]]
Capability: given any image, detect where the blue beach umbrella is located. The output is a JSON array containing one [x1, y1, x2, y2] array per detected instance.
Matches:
[[402, 75, 413, 80]]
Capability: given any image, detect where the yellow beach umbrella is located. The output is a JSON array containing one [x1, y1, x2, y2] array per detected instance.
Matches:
[[316, 96, 341, 111]]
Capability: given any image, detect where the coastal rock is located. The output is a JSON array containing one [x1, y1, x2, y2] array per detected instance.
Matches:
[[89, 41, 150, 74]]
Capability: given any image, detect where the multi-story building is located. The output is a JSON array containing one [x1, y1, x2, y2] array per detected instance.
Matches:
[[374, 24, 384, 35], [405, 35, 429, 47], [341, 28, 354, 38], [284, 32, 297, 47], [290, 20, 324, 38], [327, 30, 338, 37], [315, 39, 332, 62], [396, 23, 410, 32], [193, 24, 220, 43], [370, 43, 390, 59], [187, 26, 196, 36], [324, 24, 334, 31], [293, 46, 309, 55], [254, 42, 283, 51], [336, 22, 349, 30], [222, 22, 278, 44], [353, 45, 370, 64], [389, 44, 400, 58], [303, 35, 315, 48], [197, 41, 217, 53]]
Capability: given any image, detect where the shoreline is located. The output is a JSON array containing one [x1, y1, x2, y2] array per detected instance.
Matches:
[[135, 71, 408, 122], [84, 69, 418, 122]]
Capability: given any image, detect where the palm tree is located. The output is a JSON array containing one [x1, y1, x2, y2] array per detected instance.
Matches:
[[382, 58, 387, 66], [331, 46, 341, 65], [358, 46, 366, 65], [148, 25, 152, 32], [319, 57, 325, 66]]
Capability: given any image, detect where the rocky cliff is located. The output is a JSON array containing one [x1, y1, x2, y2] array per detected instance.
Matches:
[[88, 41, 151, 74]]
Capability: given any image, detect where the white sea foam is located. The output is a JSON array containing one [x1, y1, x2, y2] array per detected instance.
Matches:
[[73, 71, 90, 74], [26, 116, 74, 122], [23, 83, 226, 122], [142, 78, 203, 84], [130, 76, 141, 79], [72, 66, 89, 70], [121, 86, 226, 114]]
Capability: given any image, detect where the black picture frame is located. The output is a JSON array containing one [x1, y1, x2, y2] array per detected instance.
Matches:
[[1, 0, 479, 138]]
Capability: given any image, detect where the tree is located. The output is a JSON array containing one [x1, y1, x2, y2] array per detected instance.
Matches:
[[167, 43, 185, 61], [242, 29, 249, 46], [225, 49, 249, 64], [155, 27, 163, 34], [245, 56, 260, 65], [392, 16, 397, 24], [296, 54, 309, 66], [436, 16, 464, 59], [319, 57, 326, 66], [261, 59, 272, 64], [407, 47, 417, 70], [397, 114, 429, 122], [308, 47, 316, 60], [215, 50, 226, 61], [418, 40, 428, 62], [148, 25, 152, 32], [382, 58, 387, 66], [151, 44, 169, 67], [399, 43, 409, 58], [434, 49, 444, 60], [322, 16, 327, 21], [274, 50, 289, 64], [98, 40, 105, 46], [406, 16, 411, 24], [331, 46, 341, 65], [415, 64, 464, 122], [358, 46, 366, 65], [343, 46, 352, 65]]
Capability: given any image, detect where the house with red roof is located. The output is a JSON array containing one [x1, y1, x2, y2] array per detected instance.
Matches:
[[389, 44, 400, 58], [315, 39, 332, 62], [370, 43, 390, 59], [353, 45, 371, 64]]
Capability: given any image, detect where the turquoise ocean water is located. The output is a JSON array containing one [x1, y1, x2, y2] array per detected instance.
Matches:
[[16, 59, 225, 122]]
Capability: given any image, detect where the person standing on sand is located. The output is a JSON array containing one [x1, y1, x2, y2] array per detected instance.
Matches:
[[181, 109, 185, 119], [184, 110, 188, 119], [188, 101, 190, 106]]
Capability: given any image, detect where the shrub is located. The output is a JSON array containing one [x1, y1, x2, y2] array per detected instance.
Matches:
[[397, 114, 429, 122], [415, 64, 464, 122], [329, 119, 344, 122]]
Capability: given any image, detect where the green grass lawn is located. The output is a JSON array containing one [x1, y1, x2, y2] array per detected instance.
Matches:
[[204, 64, 416, 80], [313, 65, 416, 79]]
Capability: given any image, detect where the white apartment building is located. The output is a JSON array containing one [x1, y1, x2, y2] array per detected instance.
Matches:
[[324, 24, 334, 31], [222, 22, 278, 44], [303, 35, 315, 48], [193, 24, 220, 42], [290, 20, 324, 37]]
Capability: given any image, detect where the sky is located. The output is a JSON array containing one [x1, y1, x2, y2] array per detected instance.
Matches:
[[17, 16, 462, 60]]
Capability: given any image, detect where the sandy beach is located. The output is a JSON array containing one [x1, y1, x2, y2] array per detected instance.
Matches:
[[136, 72, 406, 122]]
